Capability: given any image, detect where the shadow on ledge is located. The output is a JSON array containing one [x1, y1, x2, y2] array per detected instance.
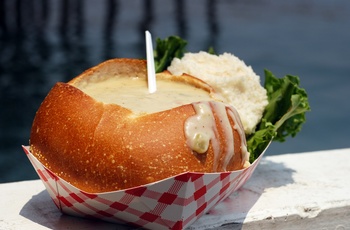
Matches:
[[19, 190, 132, 229], [189, 159, 295, 229]]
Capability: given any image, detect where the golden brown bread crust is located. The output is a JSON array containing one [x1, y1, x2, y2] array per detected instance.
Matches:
[[30, 58, 246, 193]]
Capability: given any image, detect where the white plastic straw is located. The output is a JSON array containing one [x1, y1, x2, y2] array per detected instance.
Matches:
[[145, 30, 157, 93]]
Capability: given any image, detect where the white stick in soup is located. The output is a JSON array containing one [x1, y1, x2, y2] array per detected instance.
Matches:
[[145, 30, 157, 94]]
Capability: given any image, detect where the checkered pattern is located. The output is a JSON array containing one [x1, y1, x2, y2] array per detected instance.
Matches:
[[23, 146, 265, 230]]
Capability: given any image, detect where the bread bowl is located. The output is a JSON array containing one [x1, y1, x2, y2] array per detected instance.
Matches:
[[29, 58, 249, 193]]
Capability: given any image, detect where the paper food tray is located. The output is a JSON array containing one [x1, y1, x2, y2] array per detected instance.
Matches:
[[23, 145, 266, 230]]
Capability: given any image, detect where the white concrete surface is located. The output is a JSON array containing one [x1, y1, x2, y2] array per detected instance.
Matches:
[[1, 148, 350, 230]]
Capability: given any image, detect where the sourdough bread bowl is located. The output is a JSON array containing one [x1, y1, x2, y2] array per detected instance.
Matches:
[[29, 58, 249, 193]]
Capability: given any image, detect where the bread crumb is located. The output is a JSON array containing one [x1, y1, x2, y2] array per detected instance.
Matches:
[[243, 161, 251, 168]]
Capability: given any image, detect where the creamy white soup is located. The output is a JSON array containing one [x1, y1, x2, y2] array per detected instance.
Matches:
[[80, 76, 215, 113]]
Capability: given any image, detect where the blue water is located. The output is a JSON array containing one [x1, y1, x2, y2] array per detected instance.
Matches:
[[1, 0, 349, 183]]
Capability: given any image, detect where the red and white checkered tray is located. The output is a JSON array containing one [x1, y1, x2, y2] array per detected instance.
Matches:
[[23, 146, 266, 229]]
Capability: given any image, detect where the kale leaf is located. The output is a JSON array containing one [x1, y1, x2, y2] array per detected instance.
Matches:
[[154, 36, 187, 73], [247, 70, 311, 162]]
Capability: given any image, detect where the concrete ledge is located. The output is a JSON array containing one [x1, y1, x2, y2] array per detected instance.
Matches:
[[1, 148, 350, 229]]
